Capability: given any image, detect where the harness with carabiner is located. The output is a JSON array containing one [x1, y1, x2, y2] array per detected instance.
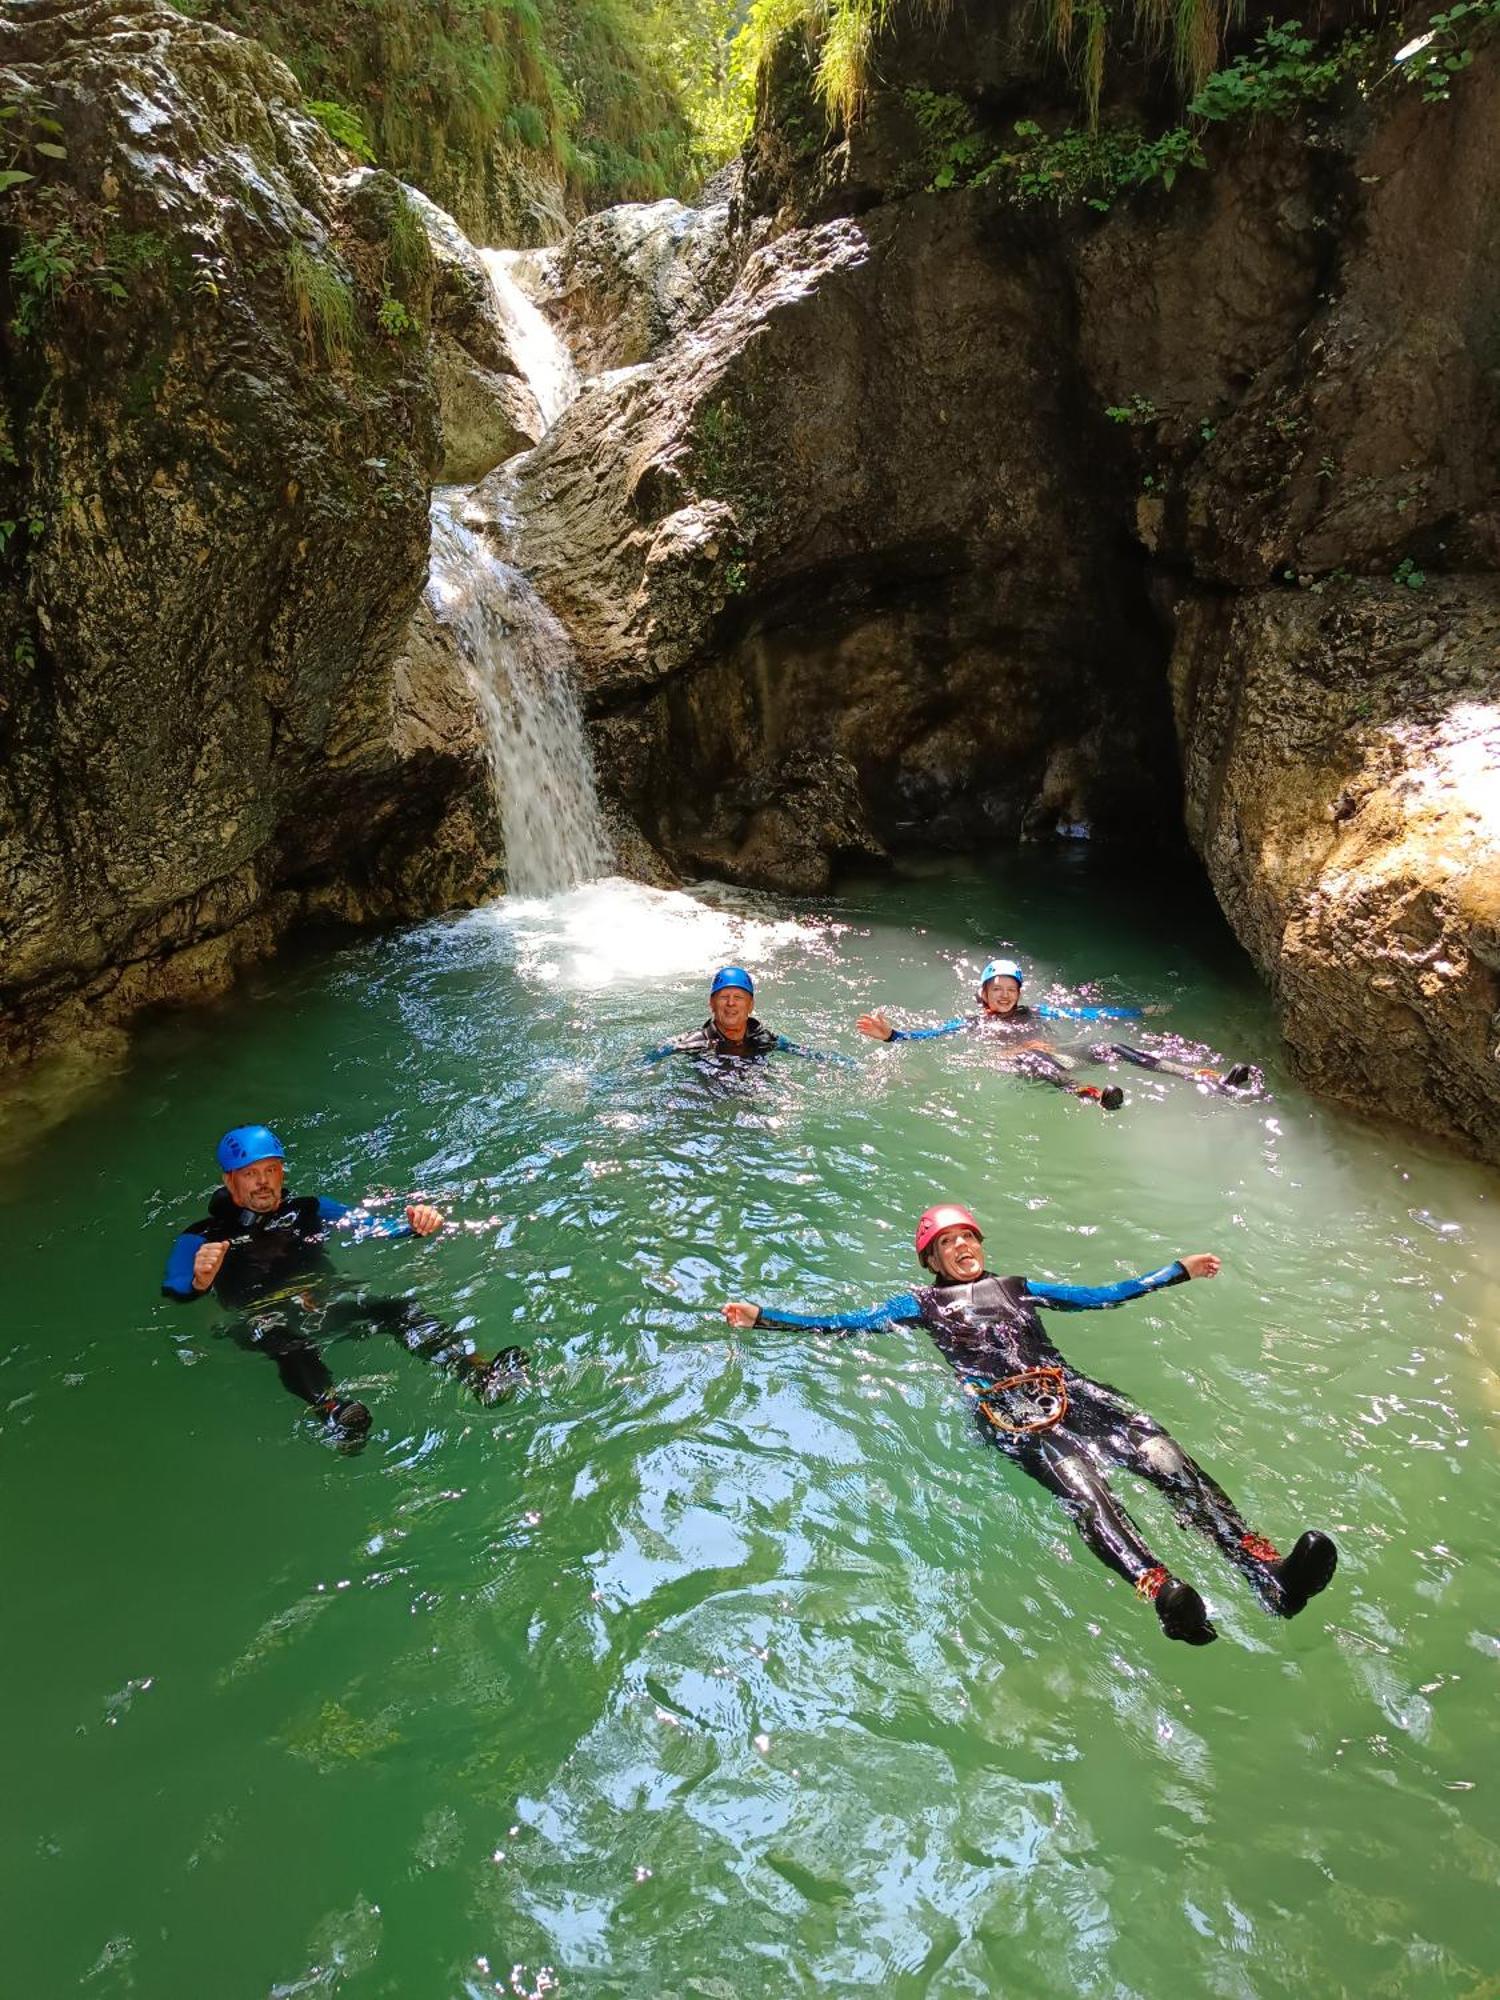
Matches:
[[974, 1364, 1069, 1434]]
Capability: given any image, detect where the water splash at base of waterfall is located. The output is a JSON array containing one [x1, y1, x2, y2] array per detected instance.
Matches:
[[427, 493, 610, 897]]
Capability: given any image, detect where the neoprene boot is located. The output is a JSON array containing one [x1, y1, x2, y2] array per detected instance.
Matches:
[[1269, 1530, 1338, 1615], [1153, 1576, 1217, 1645], [314, 1392, 371, 1436], [1240, 1529, 1338, 1614], [1221, 1063, 1255, 1090], [464, 1346, 531, 1407], [1075, 1084, 1124, 1110]]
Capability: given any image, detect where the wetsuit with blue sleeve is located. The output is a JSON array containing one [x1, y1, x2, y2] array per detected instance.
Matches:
[[751, 1261, 1275, 1604], [163, 1188, 349, 1308], [887, 1001, 1141, 1043], [162, 1187, 480, 1414], [646, 1016, 850, 1065]]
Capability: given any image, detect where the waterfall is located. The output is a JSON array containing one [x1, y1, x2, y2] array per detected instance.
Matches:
[[423, 230, 609, 898], [427, 494, 611, 897], [478, 248, 580, 431]]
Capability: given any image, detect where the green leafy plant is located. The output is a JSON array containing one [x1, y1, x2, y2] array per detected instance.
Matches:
[[907, 91, 991, 189], [1105, 393, 1160, 426], [692, 396, 776, 536], [1394, 556, 1427, 589], [375, 291, 417, 339], [1394, 0, 1500, 98], [8, 216, 129, 337], [902, 18, 1378, 214], [755, 0, 1238, 130], [1, 94, 67, 196], [1187, 19, 1367, 122], [197, 0, 696, 215], [0, 511, 44, 553], [382, 185, 431, 297], [306, 98, 376, 162]]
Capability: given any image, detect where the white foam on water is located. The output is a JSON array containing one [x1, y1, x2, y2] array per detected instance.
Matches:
[[486, 876, 832, 991]]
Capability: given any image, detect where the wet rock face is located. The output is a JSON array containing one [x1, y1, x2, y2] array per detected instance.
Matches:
[[1069, 51, 1500, 1158], [1076, 69, 1500, 588], [1174, 584, 1500, 1159], [514, 199, 741, 376], [494, 195, 1177, 892], [397, 181, 545, 483], [0, 0, 498, 1058]]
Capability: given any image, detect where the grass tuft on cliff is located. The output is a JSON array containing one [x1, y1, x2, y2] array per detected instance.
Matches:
[[732, 0, 1327, 130], [181, 0, 698, 233], [285, 239, 356, 368]]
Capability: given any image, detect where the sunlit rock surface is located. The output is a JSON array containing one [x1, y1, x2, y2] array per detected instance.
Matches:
[[1176, 584, 1500, 1159]]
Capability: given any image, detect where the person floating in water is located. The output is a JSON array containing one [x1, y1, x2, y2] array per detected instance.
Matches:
[[647, 966, 848, 1065], [857, 956, 1255, 1102], [720, 1203, 1335, 1645], [162, 1125, 526, 1438]]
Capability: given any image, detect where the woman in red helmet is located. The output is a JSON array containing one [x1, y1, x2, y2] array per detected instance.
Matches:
[[721, 1204, 1335, 1647]]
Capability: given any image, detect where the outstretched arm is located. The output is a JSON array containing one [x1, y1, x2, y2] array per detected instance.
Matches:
[[644, 1033, 701, 1063], [1024, 1252, 1219, 1311], [721, 1292, 922, 1336], [1036, 1001, 1144, 1023], [858, 1010, 971, 1043], [774, 1035, 858, 1068]]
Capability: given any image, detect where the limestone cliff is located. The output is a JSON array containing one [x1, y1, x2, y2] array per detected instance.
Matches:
[[0, 0, 498, 1062]]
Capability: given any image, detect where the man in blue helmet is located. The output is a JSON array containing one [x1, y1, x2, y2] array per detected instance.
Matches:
[[162, 1126, 525, 1437], [647, 967, 845, 1064], [857, 957, 1254, 1103]]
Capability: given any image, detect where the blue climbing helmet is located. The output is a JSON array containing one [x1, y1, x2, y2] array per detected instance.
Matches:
[[216, 1124, 286, 1173], [976, 956, 1024, 1002], [710, 965, 755, 999]]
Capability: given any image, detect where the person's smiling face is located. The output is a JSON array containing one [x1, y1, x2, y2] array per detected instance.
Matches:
[[981, 976, 1022, 1015], [710, 987, 752, 1041], [928, 1225, 985, 1283]]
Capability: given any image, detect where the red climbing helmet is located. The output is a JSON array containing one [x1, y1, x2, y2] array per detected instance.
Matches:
[[914, 1203, 983, 1259]]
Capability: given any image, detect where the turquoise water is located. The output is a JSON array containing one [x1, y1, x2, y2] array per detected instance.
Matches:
[[2, 852, 1497, 1997]]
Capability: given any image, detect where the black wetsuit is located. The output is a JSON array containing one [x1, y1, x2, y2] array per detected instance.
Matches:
[[883, 1003, 1131, 1096], [886, 1006, 1257, 1099], [162, 1188, 468, 1411], [646, 1017, 848, 1065], [755, 1264, 1281, 1607]]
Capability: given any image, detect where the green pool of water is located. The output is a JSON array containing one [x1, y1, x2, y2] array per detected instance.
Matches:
[[3, 853, 1497, 1997]]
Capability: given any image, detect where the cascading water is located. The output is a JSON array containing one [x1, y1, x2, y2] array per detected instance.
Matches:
[[423, 230, 606, 896], [478, 248, 580, 430], [427, 494, 610, 897]]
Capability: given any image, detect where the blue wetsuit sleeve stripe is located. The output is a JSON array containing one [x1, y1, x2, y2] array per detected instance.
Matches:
[[162, 1231, 207, 1301], [889, 1017, 969, 1042], [1036, 1002, 1144, 1022], [316, 1197, 350, 1223], [754, 1292, 922, 1334], [1023, 1263, 1187, 1310]]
